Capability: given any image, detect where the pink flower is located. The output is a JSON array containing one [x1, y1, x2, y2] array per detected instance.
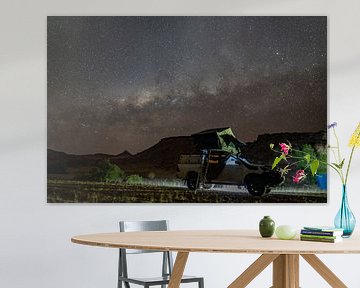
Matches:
[[293, 170, 306, 184], [279, 143, 290, 155]]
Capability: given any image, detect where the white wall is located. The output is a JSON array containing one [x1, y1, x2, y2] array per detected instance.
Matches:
[[1, 0, 360, 287]]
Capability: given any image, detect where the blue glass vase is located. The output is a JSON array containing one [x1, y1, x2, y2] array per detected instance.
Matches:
[[334, 185, 356, 237]]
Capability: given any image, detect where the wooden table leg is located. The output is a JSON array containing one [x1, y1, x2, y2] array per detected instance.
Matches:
[[272, 254, 299, 288], [229, 253, 347, 288], [301, 254, 347, 288], [228, 254, 279, 288], [168, 252, 189, 288], [288, 255, 299, 288]]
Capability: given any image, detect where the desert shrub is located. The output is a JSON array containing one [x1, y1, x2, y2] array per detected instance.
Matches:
[[91, 159, 125, 182], [126, 174, 143, 184], [316, 147, 327, 174], [147, 171, 156, 179]]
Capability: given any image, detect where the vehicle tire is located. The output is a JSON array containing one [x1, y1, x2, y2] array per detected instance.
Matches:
[[187, 171, 199, 190], [264, 170, 285, 186], [244, 174, 266, 196]]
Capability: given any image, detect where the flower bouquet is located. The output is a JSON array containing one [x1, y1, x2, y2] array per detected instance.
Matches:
[[270, 122, 360, 236]]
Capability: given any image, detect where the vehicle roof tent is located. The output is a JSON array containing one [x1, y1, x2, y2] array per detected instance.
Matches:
[[191, 127, 246, 154]]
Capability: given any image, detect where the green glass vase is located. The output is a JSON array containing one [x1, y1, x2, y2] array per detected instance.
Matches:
[[259, 216, 275, 237]]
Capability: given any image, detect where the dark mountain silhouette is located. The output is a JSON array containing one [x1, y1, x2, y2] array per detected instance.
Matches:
[[111, 136, 194, 178], [48, 130, 326, 180], [47, 136, 194, 179], [242, 131, 326, 165], [116, 150, 132, 158], [47, 149, 115, 177]]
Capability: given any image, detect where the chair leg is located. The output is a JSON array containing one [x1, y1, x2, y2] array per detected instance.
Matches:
[[161, 252, 168, 288], [199, 278, 204, 288], [118, 279, 130, 288]]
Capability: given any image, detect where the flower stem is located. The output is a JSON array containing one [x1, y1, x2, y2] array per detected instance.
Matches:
[[317, 160, 343, 182], [330, 147, 339, 164], [345, 145, 356, 185], [333, 127, 342, 164], [332, 127, 346, 183], [344, 129, 360, 185]]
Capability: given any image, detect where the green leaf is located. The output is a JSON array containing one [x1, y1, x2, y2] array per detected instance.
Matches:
[[339, 158, 345, 169], [332, 162, 341, 169], [272, 157, 281, 169], [272, 155, 285, 169], [332, 161, 345, 169], [269, 143, 274, 149], [304, 154, 311, 164], [310, 159, 319, 176], [332, 159, 345, 169]]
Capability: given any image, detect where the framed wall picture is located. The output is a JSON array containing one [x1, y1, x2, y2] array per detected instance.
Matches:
[[47, 16, 327, 203]]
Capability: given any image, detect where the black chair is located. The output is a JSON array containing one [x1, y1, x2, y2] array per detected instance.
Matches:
[[118, 220, 204, 288]]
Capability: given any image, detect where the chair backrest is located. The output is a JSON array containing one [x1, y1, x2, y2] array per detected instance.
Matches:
[[118, 220, 174, 283], [120, 220, 168, 232], [119, 220, 168, 254]]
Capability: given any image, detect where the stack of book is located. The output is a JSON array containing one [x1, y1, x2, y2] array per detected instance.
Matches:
[[300, 226, 344, 243]]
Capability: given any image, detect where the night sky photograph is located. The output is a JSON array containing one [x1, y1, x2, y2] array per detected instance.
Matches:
[[48, 16, 327, 155], [47, 16, 327, 203]]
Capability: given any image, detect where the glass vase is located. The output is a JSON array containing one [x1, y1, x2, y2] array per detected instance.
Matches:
[[334, 185, 356, 237]]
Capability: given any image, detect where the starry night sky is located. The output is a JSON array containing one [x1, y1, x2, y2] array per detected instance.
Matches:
[[47, 16, 327, 155]]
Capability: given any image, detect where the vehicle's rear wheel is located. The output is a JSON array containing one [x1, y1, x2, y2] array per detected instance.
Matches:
[[187, 171, 199, 190], [263, 170, 284, 186], [244, 174, 266, 196]]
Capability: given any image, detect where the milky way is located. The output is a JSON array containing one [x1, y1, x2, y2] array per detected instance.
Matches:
[[47, 16, 327, 155]]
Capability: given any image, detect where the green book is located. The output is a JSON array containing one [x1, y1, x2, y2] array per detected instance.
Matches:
[[300, 236, 342, 243], [303, 226, 344, 233], [300, 234, 339, 240]]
